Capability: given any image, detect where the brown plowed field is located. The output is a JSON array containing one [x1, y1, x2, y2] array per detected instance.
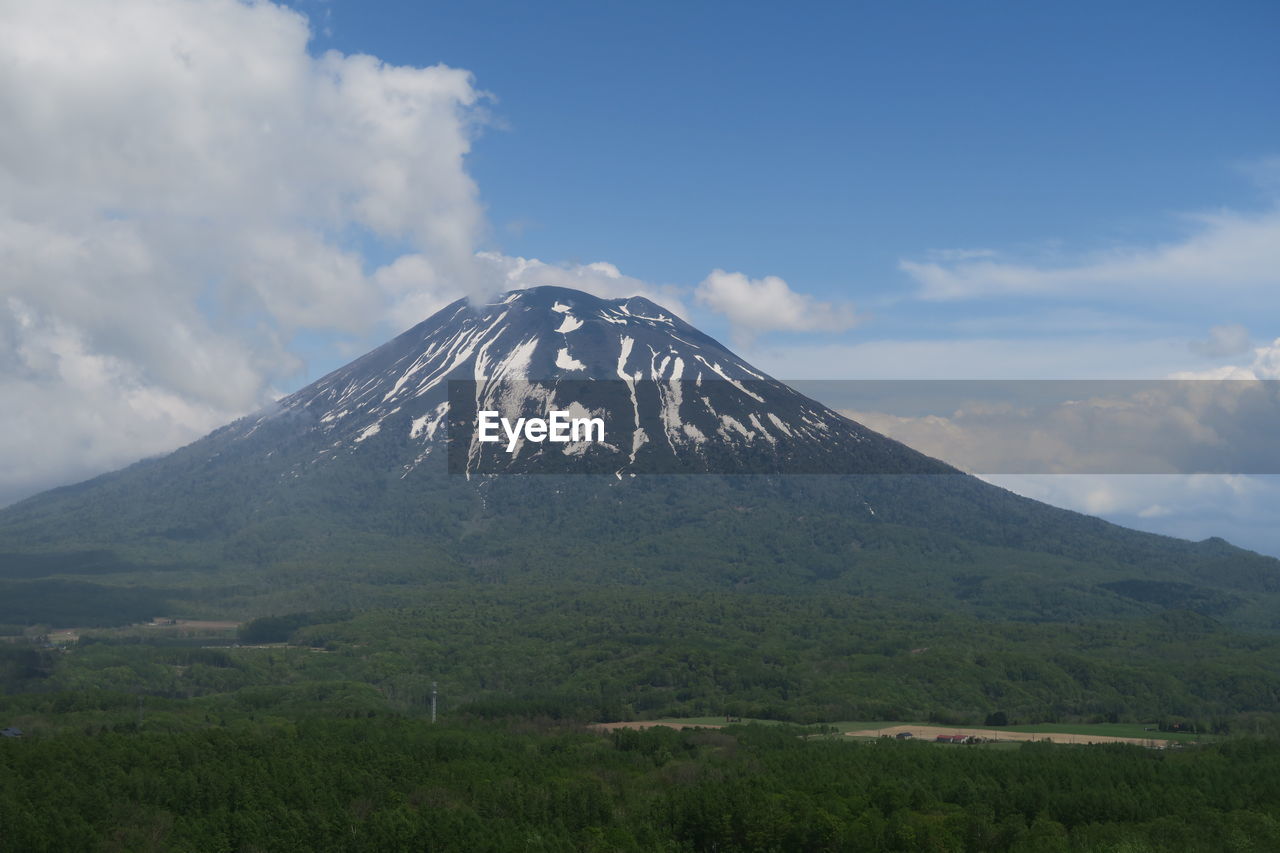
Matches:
[[847, 724, 1172, 747]]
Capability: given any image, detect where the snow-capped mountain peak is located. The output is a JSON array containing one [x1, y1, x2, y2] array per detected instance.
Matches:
[[227, 286, 950, 477]]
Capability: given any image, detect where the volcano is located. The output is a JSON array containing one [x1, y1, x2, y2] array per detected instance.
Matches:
[[0, 286, 1277, 629]]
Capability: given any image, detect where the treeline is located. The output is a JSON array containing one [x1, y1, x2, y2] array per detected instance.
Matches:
[[238, 610, 351, 644], [0, 578, 176, 627], [271, 594, 1280, 724], [1, 719, 1278, 851], [4, 591, 1280, 726]]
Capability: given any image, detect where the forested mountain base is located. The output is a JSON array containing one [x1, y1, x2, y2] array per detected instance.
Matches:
[[5, 465, 1280, 848], [6, 472, 1280, 633], [5, 588, 1278, 728], [1, 719, 1278, 852]]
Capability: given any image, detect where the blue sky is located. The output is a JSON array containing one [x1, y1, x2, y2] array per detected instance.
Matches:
[[2, 0, 1278, 553], [288, 1, 1280, 559], [292, 0, 1279, 366]]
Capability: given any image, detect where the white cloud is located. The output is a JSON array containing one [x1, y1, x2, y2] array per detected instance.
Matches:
[[694, 269, 858, 338], [924, 248, 997, 262], [748, 336, 1192, 380], [984, 473, 1266, 518], [475, 252, 690, 319], [1189, 323, 1251, 358], [901, 207, 1280, 302], [0, 0, 490, 502], [372, 254, 460, 334], [369, 251, 695, 334], [1173, 338, 1280, 380], [0, 0, 843, 504], [0, 299, 243, 505]]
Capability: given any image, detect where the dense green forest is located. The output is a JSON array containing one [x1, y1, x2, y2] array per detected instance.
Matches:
[[3, 589, 1279, 728], [5, 580, 1279, 851], [2, 717, 1279, 852]]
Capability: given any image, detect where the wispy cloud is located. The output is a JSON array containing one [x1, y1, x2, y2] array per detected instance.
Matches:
[[746, 336, 1193, 380], [838, 381, 1280, 475], [901, 207, 1280, 302], [1189, 324, 1252, 358]]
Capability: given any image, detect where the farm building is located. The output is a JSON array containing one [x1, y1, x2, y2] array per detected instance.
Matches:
[[935, 734, 974, 744]]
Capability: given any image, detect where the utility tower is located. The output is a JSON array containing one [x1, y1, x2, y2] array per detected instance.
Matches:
[[431, 681, 437, 723]]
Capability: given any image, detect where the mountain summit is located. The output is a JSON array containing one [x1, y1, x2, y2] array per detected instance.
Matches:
[[0, 286, 1277, 629], [248, 285, 950, 477]]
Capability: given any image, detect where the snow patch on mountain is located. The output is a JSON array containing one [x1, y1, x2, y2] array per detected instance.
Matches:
[[748, 413, 776, 444], [767, 412, 793, 437], [694, 355, 765, 403], [718, 415, 753, 441], [409, 402, 449, 440], [492, 336, 539, 381], [555, 314, 583, 334], [556, 347, 586, 371]]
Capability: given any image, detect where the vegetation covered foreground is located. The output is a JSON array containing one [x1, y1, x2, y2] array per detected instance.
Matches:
[[2, 591, 1280, 850], [2, 718, 1279, 852]]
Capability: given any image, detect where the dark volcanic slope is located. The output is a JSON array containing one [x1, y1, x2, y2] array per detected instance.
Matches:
[[0, 286, 1277, 628]]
